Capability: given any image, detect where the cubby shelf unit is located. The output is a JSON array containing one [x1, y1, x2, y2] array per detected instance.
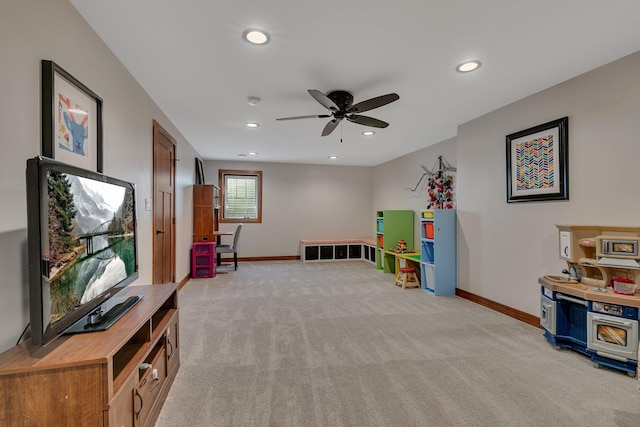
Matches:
[[191, 241, 216, 278], [420, 209, 457, 295], [301, 239, 376, 264]]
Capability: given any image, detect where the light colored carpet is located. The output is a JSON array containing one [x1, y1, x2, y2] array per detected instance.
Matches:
[[155, 261, 640, 427]]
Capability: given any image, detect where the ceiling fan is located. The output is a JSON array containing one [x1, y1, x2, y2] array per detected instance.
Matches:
[[276, 89, 400, 136]]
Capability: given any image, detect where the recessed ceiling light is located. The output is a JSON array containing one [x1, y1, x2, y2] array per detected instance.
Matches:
[[362, 130, 375, 136], [243, 29, 270, 45], [245, 122, 259, 128], [248, 152, 258, 156], [328, 155, 338, 160], [237, 153, 247, 157], [456, 60, 481, 73]]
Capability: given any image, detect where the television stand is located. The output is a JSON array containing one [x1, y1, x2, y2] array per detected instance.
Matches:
[[0, 282, 179, 427], [65, 294, 143, 334]]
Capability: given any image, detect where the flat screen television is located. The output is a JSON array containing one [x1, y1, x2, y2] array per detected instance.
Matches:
[[26, 156, 140, 346]]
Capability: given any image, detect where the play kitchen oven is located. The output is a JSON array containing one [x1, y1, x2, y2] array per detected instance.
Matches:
[[587, 301, 639, 373]]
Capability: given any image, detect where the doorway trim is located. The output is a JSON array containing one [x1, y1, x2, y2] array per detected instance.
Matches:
[[152, 119, 177, 283]]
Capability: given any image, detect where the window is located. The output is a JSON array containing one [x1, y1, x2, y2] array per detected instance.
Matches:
[[219, 169, 262, 223]]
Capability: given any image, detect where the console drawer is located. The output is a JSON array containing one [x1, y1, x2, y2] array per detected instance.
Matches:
[[135, 345, 167, 426]]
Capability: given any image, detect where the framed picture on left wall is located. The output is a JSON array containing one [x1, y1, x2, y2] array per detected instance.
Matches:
[[41, 60, 103, 172]]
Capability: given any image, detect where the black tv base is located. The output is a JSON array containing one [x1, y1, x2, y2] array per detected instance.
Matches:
[[64, 295, 142, 334]]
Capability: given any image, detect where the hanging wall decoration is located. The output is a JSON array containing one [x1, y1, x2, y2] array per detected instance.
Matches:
[[426, 168, 455, 209], [506, 117, 568, 203], [405, 155, 456, 209]]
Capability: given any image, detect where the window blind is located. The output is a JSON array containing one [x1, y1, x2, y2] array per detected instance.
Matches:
[[224, 175, 258, 219]]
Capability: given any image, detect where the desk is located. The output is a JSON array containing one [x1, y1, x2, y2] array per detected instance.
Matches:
[[384, 251, 421, 288], [213, 231, 233, 237], [384, 250, 421, 274]]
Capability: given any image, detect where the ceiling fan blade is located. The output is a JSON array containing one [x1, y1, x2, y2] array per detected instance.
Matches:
[[348, 93, 399, 114], [308, 89, 339, 111], [276, 114, 332, 121], [321, 119, 341, 136], [346, 115, 389, 128]]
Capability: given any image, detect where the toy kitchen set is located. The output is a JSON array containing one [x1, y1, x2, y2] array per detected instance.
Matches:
[[539, 225, 640, 377]]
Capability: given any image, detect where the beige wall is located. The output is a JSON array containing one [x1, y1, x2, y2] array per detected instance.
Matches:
[[206, 160, 374, 257], [0, 0, 199, 352], [372, 138, 457, 248], [456, 50, 640, 316]]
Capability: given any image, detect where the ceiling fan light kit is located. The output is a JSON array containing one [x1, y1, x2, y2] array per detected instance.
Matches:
[[276, 89, 399, 136]]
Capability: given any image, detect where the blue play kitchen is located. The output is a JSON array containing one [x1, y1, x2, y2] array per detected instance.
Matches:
[[539, 225, 640, 377]]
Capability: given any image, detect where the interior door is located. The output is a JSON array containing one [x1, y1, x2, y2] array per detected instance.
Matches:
[[153, 120, 176, 284]]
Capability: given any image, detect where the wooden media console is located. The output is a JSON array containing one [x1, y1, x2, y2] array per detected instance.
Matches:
[[0, 282, 179, 427]]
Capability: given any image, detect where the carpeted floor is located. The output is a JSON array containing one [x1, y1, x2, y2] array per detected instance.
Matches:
[[155, 261, 640, 427]]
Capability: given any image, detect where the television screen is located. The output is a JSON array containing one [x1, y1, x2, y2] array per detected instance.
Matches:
[[27, 157, 139, 346]]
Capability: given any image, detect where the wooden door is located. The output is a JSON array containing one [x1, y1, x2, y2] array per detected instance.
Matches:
[[152, 120, 176, 284]]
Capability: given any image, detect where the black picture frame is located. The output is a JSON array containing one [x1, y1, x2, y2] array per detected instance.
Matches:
[[195, 158, 205, 184], [506, 117, 568, 203], [41, 60, 103, 172]]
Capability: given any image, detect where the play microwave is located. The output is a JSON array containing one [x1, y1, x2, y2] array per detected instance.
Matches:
[[597, 236, 640, 258]]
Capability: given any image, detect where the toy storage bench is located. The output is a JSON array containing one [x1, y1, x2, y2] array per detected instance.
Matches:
[[301, 239, 376, 264]]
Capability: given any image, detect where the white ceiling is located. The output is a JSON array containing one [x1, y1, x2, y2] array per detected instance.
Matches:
[[69, 0, 640, 167]]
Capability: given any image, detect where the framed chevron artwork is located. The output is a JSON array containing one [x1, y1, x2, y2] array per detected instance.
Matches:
[[506, 117, 568, 203]]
